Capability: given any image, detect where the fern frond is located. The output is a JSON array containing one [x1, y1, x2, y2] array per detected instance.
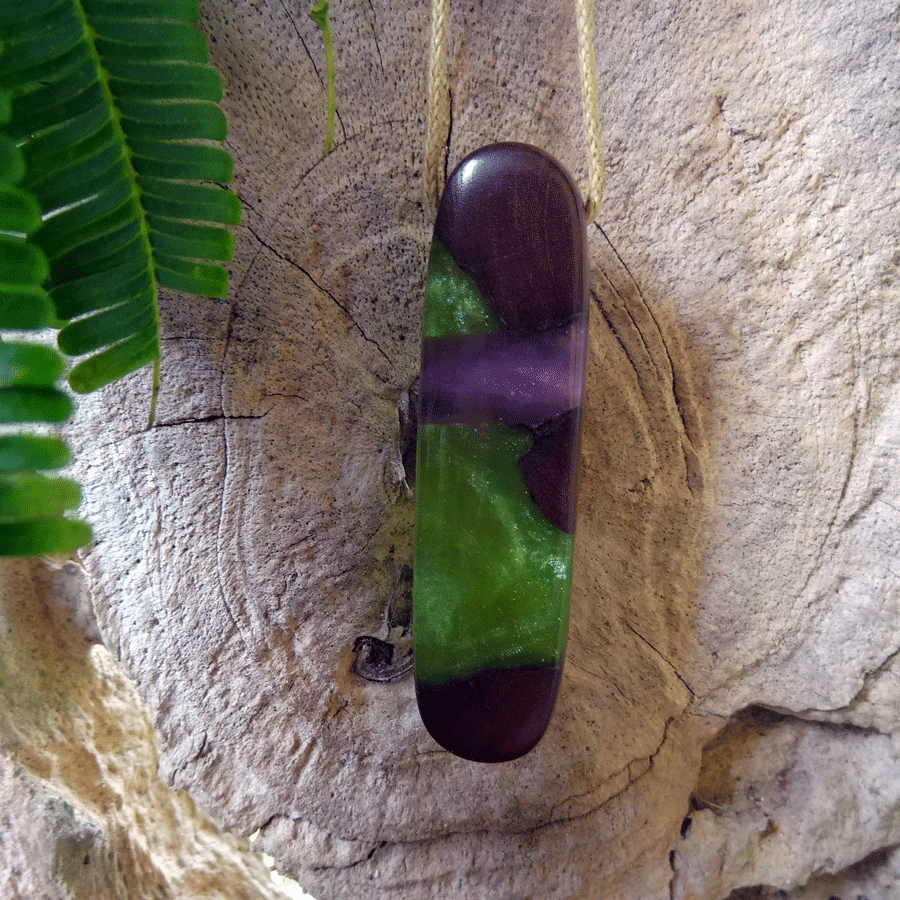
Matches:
[[0, 0, 240, 396], [0, 70, 90, 557]]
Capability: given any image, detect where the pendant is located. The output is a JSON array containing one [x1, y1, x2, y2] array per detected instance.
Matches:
[[413, 143, 589, 762]]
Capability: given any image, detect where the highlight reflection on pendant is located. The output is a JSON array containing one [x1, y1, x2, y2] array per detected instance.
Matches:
[[413, 143, 589, 762]]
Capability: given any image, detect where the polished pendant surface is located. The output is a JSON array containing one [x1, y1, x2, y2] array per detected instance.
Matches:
[[413, 142, 588, 762]]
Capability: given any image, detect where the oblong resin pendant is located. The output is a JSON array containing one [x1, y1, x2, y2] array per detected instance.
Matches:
[[413, 143, 589, 762]]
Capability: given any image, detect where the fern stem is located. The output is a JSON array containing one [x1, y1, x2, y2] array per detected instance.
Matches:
[[72, 0, 162, 387], [310, 1, 335, 156], [323, 21, 335, 154], [147, 355, 161, 428]]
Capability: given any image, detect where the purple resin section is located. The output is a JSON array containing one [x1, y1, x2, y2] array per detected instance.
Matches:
[[519, 411, 579, 533], [420, 321, 587, 428], [416, 665, 563, 763]]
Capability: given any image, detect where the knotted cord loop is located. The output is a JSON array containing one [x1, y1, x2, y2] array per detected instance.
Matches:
[[424, 0, 605, 222]]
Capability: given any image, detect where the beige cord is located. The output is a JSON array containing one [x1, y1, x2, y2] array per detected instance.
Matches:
[[424, 0, 450, 218], [424, 0, 605, 222], [574, 0, 605, 221]]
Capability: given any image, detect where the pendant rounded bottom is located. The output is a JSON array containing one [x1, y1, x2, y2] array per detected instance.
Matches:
[[415, 665, 563, 763]]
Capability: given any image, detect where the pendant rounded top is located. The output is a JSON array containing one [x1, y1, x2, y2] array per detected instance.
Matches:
[[435, 142, 587, 335]]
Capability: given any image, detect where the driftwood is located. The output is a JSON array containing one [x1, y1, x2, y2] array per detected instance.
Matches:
[[3, 0, 900, 898]]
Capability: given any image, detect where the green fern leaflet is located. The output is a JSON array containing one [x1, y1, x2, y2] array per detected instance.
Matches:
[[0, 0, 240, 394], [0, 0, 240, 555], [0, 66, 89, 555]]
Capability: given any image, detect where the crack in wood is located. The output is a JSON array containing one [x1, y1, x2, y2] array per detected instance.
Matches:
[[625, 622, 696, 699], [364, 0, 385, 78], [290, 715, 680, 881], [595, 225, 701, 474], [153, 414, 268, 428], [247, 226, 393, 366]]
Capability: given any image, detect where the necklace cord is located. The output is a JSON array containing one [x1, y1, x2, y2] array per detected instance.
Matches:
[[574, 0, 605, 221], [424, 0, 450, 219], [424, 0, 605, 222]]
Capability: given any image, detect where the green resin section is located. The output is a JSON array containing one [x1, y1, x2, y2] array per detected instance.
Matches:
[[413, 421, 573, 687], [422, 240, 500, 338]]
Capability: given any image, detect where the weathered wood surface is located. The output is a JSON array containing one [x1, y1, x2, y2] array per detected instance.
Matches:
[[0, 560, 290, 899], [3, 0, 900, 898]]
